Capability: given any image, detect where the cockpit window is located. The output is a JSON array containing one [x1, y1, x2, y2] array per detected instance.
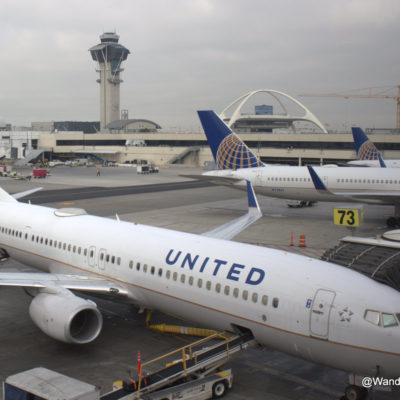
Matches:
[[364, 310, 380, 326], [382, 313, 398, 328], [364, 310, 399, 328]]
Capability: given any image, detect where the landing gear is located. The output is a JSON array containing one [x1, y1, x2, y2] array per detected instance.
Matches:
[[386, 216, 399, 228], [343, 384, 368, 400]]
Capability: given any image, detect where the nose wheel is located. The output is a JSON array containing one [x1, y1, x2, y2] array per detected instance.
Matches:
[[342, 384, 368, 400]]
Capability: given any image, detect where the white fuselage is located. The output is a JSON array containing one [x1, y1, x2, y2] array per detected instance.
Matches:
[[204, 166, 400, 204], [348, 159, 400, 168], [1, 200, 400, 378]]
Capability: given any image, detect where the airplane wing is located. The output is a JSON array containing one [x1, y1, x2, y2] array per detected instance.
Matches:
[[12, 187, 43, 200], [202, 180, 262, 240], [307, 166, 399, 204], [0, 272, 129, 298], [181, 174, 243, 185]]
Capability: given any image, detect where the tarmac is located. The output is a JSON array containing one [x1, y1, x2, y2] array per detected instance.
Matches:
[[0, 165, 398, 400]]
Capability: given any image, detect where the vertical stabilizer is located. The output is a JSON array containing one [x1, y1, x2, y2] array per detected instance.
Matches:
[[352, 127, 379, 161], [198, 110, 263, 170]]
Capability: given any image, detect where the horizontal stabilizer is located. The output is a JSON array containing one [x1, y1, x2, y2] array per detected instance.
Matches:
[[202, 180, 261, 240], [181, 174, 243, 185], [12, 187, 43, 200]]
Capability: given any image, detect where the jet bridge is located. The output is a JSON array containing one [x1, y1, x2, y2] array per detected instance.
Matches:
[[321, 231, 400, 292], [101, 331, 254, 400]]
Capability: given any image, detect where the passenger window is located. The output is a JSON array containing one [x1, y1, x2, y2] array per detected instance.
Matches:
[[215, 283, 221, 293], [106, 254, 110, 262], [382, 313, 398, 328], [63, 243, 66, 250], [25, 233, 28, 240], [73, 246, 76, 253], [111, 256, 115, 264], [272, 297, 279, 308], [84, 248, 87, 256], [252, 293, 258, 303], [117, 257, 121, 265], [78, 247, 81, 255], [68, 244, 71, 251], [180, 274, 185, 283], [100, 253, 104, 261], [151, 266, 155, 275], [206, 281, 211, 290], [233, 288, 239, 298], [173, 272, 178, 281], [158, 268, 162, 277], [49, 240, 52, 246], [136, 262, 140, 270], [143, 264, 148, 273], [224, 285, 230, 295], [197, 278, 203, 288], [262, 295, 268, 305], [242, 290, 248, 301], [364, 310, 380, 326], [188, 276, 194, 285], [129, 260, 133, 269], [166, 270, 171, 279]]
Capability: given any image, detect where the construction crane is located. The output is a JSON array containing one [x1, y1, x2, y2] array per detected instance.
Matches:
[[299, 86, 400, 131]]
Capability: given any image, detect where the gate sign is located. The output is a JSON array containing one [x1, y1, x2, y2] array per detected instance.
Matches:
[[333, 206, 364, 227]]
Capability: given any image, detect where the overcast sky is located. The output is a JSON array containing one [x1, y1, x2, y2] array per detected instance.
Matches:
[[1, 0, 399, 131]]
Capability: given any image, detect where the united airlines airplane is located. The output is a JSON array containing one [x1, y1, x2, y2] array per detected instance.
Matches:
[[348, 127, 400, 168], [191, 111, 400, 227], [0, 180, 399, 399]]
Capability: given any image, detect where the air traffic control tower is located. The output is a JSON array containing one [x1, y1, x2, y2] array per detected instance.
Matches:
[[89, 32, 130, 129]]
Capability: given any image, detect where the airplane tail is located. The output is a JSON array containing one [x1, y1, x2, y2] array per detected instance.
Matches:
[[197, 110, 263, 170], [352, 127, 379, 161]]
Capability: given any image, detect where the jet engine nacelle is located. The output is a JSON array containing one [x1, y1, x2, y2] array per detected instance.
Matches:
[[29, 292, 103, 344]]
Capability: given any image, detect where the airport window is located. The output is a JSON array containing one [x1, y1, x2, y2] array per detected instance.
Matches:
[[166, 270, 171, 279], [173, 272, 178, 281], [189, 276, 194, 285], [262, 295, 268, 306], [272, 297, 279, 308], [382, 313, 398, 328], [197, 278, 203, 288], [233, 288, 239, 298], [252, 293, 258, 303], [143, 264, 148, 273], [242, 290, 248, 301], [224, 285, 230, 296], [117, 257, 121, 265], [158, 268, 162, 277], [151, 266, 155, 275], [215, 283, 221, 293], [181, 274, 186, 283], [206, 281, 211, 290]]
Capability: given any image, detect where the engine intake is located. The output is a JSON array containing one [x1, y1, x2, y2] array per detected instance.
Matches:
[[29, 293, 103, 344]]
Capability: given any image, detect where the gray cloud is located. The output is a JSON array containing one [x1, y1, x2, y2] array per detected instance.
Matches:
[[0, 0, 399, 131]]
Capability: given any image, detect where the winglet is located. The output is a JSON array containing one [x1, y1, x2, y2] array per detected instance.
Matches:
[[307, 166, 331, 194], [246, 179, 259, 210], [202, 180, 262, 240]]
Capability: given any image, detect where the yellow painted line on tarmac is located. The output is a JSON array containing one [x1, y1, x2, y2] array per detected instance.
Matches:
[[57, 202, 75, 206]]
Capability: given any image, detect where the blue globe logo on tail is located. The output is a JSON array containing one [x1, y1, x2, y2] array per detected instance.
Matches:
[[358, 141, 379, 160], [217, 133, 263, 169]]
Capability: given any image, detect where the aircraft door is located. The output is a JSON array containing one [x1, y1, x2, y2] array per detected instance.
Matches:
[[88, 246, 96, 267], [310, 289, 335, 339]]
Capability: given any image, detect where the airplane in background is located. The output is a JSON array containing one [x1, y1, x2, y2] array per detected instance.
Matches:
[[0, 180, 399, 399], [348, 127, 400, 168], [188, 111, 400, 227]]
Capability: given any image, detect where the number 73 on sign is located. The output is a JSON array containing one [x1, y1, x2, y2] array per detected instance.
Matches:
[[333, 207, 364, 227]]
